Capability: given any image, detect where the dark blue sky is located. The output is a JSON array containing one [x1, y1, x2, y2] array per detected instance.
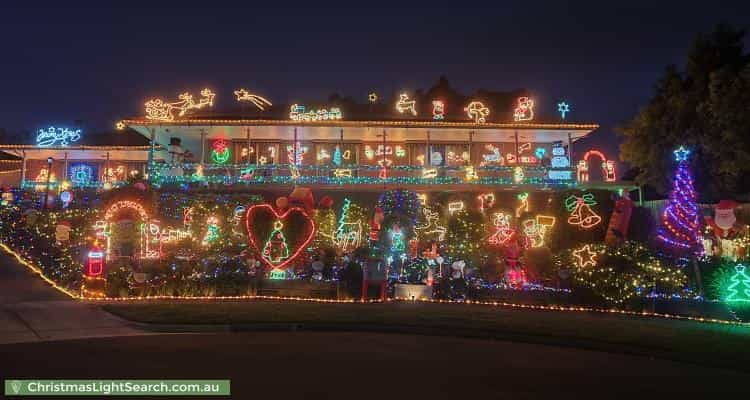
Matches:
[[2, 2, 749, 157]]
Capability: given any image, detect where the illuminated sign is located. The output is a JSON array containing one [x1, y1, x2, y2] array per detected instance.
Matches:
[[289, 104, 342, 121], [36, 127, 82, 147], [548, 170, 573, 180]]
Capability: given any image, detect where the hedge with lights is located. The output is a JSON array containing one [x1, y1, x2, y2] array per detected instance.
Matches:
[[552, 241, 689, 306]]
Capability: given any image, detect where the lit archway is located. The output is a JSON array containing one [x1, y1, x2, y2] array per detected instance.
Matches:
[[578, 150, 616, 182]]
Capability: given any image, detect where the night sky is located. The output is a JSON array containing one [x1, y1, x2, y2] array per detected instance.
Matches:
[[2, 2, 749, 158]]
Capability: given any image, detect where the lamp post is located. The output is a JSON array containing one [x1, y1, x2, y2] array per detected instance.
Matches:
[[43, 156, 53, 211]]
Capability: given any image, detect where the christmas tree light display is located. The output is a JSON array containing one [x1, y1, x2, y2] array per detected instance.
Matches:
[[656, 146, 703, 255], [201, 216, 220, 246], [725, 264, 750, 303], [262, 220, 290, 264]]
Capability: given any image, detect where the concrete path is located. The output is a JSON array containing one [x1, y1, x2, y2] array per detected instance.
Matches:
[[0, 249, 145, 344]]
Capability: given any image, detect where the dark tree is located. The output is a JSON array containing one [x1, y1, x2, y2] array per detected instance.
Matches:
[[618, 24, 750, 201]]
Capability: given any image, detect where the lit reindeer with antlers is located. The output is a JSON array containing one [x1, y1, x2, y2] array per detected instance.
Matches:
[[145, 88, 215, 121]]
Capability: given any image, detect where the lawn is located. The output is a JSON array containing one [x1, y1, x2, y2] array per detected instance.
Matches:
[[104, 300, 750, 371]]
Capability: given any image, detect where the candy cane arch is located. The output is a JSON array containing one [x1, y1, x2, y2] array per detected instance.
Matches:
[[578, 150, 616, 182]]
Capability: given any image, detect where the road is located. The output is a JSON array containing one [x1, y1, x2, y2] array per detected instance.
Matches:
[[0, 249, 747, 398]]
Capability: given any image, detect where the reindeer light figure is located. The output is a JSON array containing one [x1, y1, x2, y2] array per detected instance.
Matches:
[[145, 88, 215, 121], [234, 88, 272, 111], [396, 93, 417, 116], [415, 207, 447, 242]]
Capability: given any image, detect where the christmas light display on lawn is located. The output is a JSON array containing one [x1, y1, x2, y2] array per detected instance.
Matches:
[[245, 204, 316, 270], [263, 220, 290, 263], [516, 192, 529, 217], [572, 244, 598, 268], [488, 212, 515, 246], [234, 88, 272, 110], [465, 101, 490, 123], [396, 93, 417, 116], [414, 207, 447, 242], [656, 146, 703, 255], [202, 216, 221, 246], [565, 193, 602, 229], [334, 198, 363, 252], [211, 139, 231, 164], [145, 88, 215, 121], [724, 264, 750, 303], [521, 215, 556, 248]]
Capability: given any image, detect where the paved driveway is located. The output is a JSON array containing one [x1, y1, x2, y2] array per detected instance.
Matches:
[[0, 251, 143, 344]]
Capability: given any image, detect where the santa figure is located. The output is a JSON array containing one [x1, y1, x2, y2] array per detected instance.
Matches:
[[704, 200, 746, 260], [706, 200, 741, 239]]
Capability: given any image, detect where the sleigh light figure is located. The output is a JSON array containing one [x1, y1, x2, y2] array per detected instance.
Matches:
[[145, 88, 215, 121]]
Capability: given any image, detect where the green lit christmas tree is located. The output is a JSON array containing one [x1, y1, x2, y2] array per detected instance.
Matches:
[[263, 220, 290, 263], [726, 265, 750, 303]]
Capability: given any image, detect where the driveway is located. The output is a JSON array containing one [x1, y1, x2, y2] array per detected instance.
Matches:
[[0, 250, 143, 344]]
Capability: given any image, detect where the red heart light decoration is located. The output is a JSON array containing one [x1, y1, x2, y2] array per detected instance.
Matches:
[[245, 203, 316, 270]]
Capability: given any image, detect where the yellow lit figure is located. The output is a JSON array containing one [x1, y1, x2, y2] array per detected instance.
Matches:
[[415, 207, 447, 242], [396, 93, 417, 116], [333, 169, 353, 178], [448, 201, 465, 215], [565, 194, 602, 229], [145, 88, 215, 121], [465, 101, 490, 123], [516, 192, 529, 217], [477, 193, 495, 211], [465, 166, 478, 181], [234, 88, 272, 110], [573, 244, 598, 268], [513, 166, 524, 184], [422, 168, 437, 179], [488, 212, 515, 246]]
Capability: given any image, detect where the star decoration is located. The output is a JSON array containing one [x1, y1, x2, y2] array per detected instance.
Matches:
[[557, 102, 570, 119], [673, 146, 691, 162], [115, 121, 125, 130], [573, 244, 598, 268], [368, 92, 378, 103]]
